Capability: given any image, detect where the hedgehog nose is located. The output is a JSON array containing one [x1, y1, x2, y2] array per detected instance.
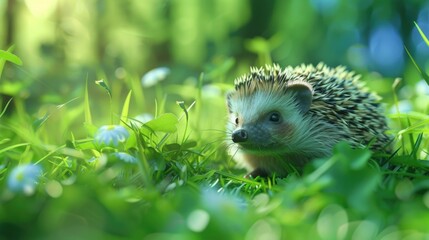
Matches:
[[232, 129, 248, 143]]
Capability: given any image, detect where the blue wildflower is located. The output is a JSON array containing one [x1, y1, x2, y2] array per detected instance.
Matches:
[[94, 125, 130, 148], [112, 152, 138, 164], [7, 164, 43, 195], [141, 67, 170, 87]]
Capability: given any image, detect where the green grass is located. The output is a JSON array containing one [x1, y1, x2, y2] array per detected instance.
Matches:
[[1, 36, 429, 239]]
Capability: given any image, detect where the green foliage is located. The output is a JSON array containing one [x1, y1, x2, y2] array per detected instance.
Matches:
[[1, 0, 429, 239], [144, 113, 178, 133], [3, 62, 429, 238], [0, 47, 22, 67]]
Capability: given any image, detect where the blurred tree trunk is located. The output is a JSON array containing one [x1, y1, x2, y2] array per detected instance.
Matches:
[[6, 0, 16, 47], [96, 0, 106, 66], [1, 0, 16, 113]]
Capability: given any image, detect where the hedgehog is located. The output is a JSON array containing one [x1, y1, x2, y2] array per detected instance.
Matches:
[[226, 63, 390, 178]]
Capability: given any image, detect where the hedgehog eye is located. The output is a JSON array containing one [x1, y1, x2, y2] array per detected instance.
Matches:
[[235, 117, 239, 125], [268, 111, 282, 123]]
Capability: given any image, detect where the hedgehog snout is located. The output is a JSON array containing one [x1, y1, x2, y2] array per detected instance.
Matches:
[[231, 124, 273, 148], [232, 129, 248, 143]]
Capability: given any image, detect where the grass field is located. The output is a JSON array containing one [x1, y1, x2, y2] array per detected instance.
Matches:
[[2, 41, 429, 239]]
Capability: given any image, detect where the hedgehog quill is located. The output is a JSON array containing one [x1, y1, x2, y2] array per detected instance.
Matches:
[[226, 63, 390, 178]]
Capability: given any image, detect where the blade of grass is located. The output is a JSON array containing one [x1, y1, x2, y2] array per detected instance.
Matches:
[[129, 76, 145, 109], [35, 144, 88, 165], [95, 79, 113, 124], [396, 118, 429, 135], [156, 101, 196, 147], [120, 90, 132, 126], [176, 101, 188, 145], [196, 73, 204, 134], [215, 170, 262, 185], [415, 21, 429, 46], [135, 127, 153, 189], [0, 47, 23, 65], [32, 97, 79, 131], [95, 79, 112, 98], [84, 78, 92, 125], [406, 116, 415, 155], [391, 78, 405, 152], [0, 143, 30, 155], [410, 133, 423, 160], [0, 98, 13, 119], [404, 46, 429, 85], [0, 46, 22, 78]]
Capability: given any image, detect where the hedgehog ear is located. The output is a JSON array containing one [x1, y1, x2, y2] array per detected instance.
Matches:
[[286, 82, 313, 113]]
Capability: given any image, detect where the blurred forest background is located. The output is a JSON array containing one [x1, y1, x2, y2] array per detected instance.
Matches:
[[1, 0, 429, 124], [3, 1, 429, 238]]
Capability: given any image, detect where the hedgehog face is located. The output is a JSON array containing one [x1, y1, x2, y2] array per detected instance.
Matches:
[[230, 110, 290, 151], [227, 90, 306, 154]]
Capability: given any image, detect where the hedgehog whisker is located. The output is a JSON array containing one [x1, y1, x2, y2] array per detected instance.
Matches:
[[203, 138, 227, 146], [229, 145, 240, 161], [200, 128, 229, 134]]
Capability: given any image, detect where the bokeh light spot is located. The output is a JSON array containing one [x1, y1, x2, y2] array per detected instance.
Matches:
[[317, 204, 348, 240], [369, 23, 404, 75], [310, 0, 339, 15], [395, 179, 413, 200], [245, 219, 281, 240], [187, 209, 210, 232], [45, 180, 63, 198]]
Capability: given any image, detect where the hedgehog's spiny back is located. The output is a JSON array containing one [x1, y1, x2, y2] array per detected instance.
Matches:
[[301, 64, 390, 150], [233, 63, 390, 151]]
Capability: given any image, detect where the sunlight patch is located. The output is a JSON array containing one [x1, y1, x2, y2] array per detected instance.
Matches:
[[187, 209, 210, 232]]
